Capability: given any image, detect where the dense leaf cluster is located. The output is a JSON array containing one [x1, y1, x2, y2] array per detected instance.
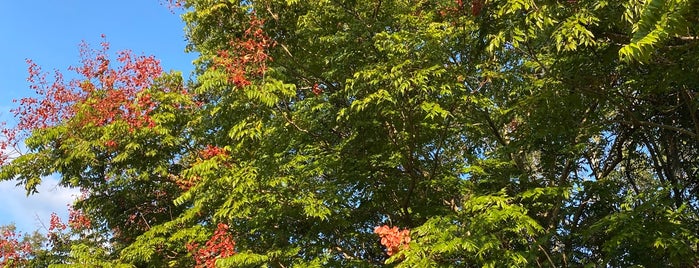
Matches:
[[1, 0, 698, 267]]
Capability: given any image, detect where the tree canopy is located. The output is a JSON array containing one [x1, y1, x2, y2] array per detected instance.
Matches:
[[1, 0, 698, 267]]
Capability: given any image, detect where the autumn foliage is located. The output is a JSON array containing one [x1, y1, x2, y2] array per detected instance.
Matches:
[[0, 35, 192, 265], [374, 225, 411, 257], [48, 213, 67, 232], [67, 207, 92, 231], [200, 145, 228, 160], [0, 227, 32, 267], [187, 223, 236, 268], [214, 15, 274, 88], [0, 36, 166, 166]]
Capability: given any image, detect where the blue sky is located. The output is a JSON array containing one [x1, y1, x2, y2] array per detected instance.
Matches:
[[0, 1, 196, 234]]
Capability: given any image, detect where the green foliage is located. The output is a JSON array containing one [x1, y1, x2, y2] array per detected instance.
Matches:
[[2, 0, 699, 266], [619, 0, 696, 61]]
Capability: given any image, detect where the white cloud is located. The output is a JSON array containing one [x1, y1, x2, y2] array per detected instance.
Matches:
[[0, 175, 80, 234]]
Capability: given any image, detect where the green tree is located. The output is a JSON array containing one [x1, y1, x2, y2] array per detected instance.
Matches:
[[2, 0, 698, 267]]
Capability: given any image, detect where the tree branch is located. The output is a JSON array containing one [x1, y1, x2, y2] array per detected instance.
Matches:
[[617, 120, 697, 139]]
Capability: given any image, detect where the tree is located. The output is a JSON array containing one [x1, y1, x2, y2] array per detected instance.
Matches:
[[2, 0, 698, 267], [0, 36, 196, 266], [0, 224, 34, 267]]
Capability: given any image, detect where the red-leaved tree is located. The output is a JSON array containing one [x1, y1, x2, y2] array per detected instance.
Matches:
[[0, 35, 167, 167], [0, 226, 33, 267], [0, 36, 193, 264]]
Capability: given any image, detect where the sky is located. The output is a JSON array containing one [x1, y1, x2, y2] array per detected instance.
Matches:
[[0, 1, 197, 235]]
